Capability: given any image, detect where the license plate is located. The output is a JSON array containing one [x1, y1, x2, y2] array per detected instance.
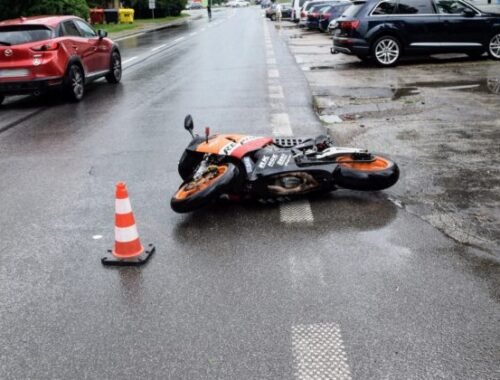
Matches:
[[0, 69, 30, 78]]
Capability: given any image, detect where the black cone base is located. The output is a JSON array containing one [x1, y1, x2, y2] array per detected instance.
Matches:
[[101, 244, 155, 267]]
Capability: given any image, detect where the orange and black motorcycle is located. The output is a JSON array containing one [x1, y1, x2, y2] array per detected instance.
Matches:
[[171, 115, 399, 213]]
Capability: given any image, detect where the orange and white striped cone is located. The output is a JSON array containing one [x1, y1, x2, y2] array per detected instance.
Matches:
[[101, 182, 155, 267]]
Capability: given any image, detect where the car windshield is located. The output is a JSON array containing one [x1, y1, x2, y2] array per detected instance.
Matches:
[[0, 25, 53, 45]]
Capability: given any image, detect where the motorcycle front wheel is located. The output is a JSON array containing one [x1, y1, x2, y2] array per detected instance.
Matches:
[[333, 154, 399, 191], [171, 163, 238, 213]]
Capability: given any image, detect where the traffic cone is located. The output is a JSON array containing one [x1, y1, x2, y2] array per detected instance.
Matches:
[[101, 182, 155, 267]]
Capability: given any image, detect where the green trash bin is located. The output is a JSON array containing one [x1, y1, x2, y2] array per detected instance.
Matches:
[[119, 8, 135, 24]]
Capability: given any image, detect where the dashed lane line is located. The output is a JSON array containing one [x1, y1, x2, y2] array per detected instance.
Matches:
[[280, 201, 314, 224], [264, 18, 315, 225], [292, 323, 352, 380], [151, 44, 166, 52]]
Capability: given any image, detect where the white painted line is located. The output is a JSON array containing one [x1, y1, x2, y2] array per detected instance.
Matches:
[[271, 113, 292, 135], [292, 323, 352, 380], [92, 235, 103, 240], [268, 69, 280, 78], [442, 84, 481, 90], [172, 37, 185, 43], [268, 85, 284, 99], [280, 200, 314, 223], [190, 32, 198, 36], [122, 56, 138, 64], [151, 44, 166, 52], [267, 58, 277, 65]]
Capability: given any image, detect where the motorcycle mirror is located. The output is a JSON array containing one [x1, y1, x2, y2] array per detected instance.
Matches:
[[184, 115, 195, 138]]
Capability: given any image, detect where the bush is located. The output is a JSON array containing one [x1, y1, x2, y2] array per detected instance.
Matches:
[[0, 0, 89, 21]]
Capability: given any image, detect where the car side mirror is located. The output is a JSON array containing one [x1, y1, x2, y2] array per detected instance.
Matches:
[[97, 29, 108, 39], [462, 8, 476, 17], [184, 115, 195, 137]]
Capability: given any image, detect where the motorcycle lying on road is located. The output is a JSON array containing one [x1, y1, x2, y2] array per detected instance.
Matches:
[[171, 115, 399, 213]]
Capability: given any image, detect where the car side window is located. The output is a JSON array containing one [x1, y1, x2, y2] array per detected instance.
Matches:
[[396, 0, 435, 14], [435, 0, 475, 14], [74, 20, 97, 38], [372, 0, 397, 15], [61, 21, 82, 37]]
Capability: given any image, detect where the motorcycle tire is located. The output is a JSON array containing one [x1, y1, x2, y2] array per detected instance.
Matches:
[[171, 163, 238, 213], [333, 154, 399, 191]]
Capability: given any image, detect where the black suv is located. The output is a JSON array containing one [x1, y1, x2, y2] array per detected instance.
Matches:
[[331, 0, 500, 66]]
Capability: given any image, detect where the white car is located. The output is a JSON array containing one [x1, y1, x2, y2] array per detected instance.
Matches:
[[234, 0, 250, 6]]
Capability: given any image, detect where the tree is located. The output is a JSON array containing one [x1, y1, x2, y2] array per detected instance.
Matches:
[[0, 0, 90, 21]]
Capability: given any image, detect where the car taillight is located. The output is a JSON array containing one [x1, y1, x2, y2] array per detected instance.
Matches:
[[312, 12, 319, 17], [31, 42, 59, 52], [301, 11, 306, 17], [339, 20, 360, 30]]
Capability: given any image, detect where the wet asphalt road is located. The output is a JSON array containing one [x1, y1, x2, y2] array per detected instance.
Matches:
[[0, 7, 499, 380]]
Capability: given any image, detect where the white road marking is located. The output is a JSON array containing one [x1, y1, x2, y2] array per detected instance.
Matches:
[[280, 201, 314, 223], [292, 323, 352, 380], [442, 84, 481, 90], [265, 20, 314, 224], [190, 32, 198, 37], [271, 113, 292, 135], [151, 44, 166, 52], [92, 235, 103, 240], [268, 84, 284, 99], [172, 37, 185, 43], [268, 69, 280, 78], [122, 56, 138, 64]]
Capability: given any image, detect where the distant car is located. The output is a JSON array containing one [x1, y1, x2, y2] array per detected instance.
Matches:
[[306, 4, 333, 29], [261, 0, 272, 8], [318, 2, 351, 32], [299, 0, 338, 27], [0, 15, 121, 105], [231, 0, 250, 7], [331, 0, 500, 66], [186, 2, 204, 9], [266, 4, 293, 20]]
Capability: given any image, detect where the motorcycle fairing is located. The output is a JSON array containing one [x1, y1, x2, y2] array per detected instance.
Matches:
[[195, 134, 273, 159]]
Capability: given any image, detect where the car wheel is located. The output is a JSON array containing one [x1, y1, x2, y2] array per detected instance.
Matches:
[[488, 32, 500, 60], [271, 14, 276, 21], [372, 36, 401, 67], [64, 64, 85, 102], [105, 50, 122, 84]]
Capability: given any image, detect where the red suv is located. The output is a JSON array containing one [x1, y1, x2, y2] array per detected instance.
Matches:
[[0, 16, 121, 105]]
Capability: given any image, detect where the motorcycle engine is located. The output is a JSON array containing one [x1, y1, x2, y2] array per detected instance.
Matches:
[[280, 176, 303, 189]]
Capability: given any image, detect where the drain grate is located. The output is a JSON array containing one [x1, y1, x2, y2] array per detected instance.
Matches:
[[273, 137, 306, 147]]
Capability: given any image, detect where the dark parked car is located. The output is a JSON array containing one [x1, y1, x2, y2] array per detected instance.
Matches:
[[331, 0, 500, 66], [318, 2, 351, 32], [306, 4, 333, 29]]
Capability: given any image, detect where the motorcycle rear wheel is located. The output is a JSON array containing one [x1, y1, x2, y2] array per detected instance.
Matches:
[[333, 154, 399, 191], [171, 163, 238, 213]]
